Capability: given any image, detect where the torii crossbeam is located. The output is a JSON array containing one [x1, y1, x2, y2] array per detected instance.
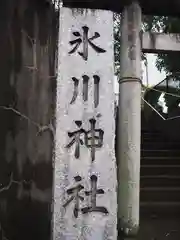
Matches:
[[62, 0, 180, 17]]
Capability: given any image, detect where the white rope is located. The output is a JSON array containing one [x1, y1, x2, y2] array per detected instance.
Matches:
[[141, 96, 166, 120], [142, 83, 180, 98], [142, 96, 180, 121]]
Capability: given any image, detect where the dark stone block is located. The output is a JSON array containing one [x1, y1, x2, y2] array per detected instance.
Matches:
[[0, 1, 56, 240]]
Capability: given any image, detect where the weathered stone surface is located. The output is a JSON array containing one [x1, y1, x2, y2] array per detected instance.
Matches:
[[62, 0, 180, 17], [53, 7, 117, 240]]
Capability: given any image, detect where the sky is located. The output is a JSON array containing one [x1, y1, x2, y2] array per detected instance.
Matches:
[[114, 53, 166, 96], [142, 54, 166, 87]]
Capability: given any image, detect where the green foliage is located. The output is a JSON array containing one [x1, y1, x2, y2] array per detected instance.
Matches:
[[143, 15, 180, 81]]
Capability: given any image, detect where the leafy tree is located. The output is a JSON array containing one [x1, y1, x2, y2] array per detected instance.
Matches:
[[114, 14, 180, 81], [143, 15, 180, 81]]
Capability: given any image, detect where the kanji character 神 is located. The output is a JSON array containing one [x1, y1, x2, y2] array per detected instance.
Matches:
[[65, 121, 85, 159], [85, 118, 104, 162], [68, 26, 106, 60], [66, 119, 104, 161]]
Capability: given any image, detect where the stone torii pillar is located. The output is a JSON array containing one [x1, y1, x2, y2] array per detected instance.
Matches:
[[117, 2, 142, 239], [54, 1, 180, 239], [53, 6, 117, 240]]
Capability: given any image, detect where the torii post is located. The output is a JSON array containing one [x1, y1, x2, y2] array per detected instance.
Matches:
[[117, 1, 180, 239], [118, 1, 180, 239], [117, 2, 142, 238]]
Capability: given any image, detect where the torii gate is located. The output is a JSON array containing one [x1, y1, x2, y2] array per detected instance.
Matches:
[[54, 0, 180, 239]]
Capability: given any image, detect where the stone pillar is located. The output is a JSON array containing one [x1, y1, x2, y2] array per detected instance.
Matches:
[[117, 2, 142, 238], [53, 7, 117, 240]]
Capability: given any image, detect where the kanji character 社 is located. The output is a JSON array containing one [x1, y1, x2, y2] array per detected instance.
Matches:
[[63, 176, 84, 218], [82, 175, 108, 214]]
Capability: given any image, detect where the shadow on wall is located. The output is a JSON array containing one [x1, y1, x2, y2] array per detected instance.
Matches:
[[0, 1, 58, 240]]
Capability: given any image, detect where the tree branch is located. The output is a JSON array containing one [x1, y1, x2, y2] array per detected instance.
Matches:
[[0, 106, 55, 138], [0, 173, 21, 194]]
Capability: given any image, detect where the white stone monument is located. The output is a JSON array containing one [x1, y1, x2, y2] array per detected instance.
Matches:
[[53, 7, 117, 240]]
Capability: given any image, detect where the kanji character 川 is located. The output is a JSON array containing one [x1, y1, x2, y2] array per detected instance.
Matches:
[[70, 75, 100, 108]]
